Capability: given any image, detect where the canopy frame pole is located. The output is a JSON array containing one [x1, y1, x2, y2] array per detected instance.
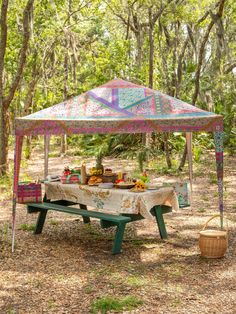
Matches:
[[12, 135, 24, 252], [44, 135, 50, 179]]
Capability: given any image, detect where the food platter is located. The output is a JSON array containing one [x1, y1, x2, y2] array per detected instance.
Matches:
[[115, 183, 135, 189]]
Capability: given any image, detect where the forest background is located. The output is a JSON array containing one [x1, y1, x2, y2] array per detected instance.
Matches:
[[0, 0, 235, 179]]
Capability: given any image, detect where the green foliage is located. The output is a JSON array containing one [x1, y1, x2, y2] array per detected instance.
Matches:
[[49, 220, 60, 226], [90, 296, 143, 314], [1, 0, 235, 178], [19, 223, 36, 232]]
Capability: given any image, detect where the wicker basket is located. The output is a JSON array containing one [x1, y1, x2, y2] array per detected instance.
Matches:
[[199, 215, 228, 258]]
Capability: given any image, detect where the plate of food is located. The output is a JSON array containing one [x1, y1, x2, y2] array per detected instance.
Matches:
[[130, 187, 146, 193], [129, 180, 147, 192], [115, 181, 135, 189], [88, 176, 102, 186]]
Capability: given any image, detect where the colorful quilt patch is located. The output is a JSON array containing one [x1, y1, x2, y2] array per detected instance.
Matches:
[[118, 88, 146, 108]]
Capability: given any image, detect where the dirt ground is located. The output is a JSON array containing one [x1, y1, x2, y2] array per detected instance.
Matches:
[[0, 149, 235, 314]]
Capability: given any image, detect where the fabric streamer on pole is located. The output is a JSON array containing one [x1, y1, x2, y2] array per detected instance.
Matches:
[[214, 129, 224, 228], [186, 132, 193, 205], [12, 135, 24, 252]]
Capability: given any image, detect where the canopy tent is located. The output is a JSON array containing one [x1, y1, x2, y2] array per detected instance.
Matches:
[[12, 78, 224, 250]]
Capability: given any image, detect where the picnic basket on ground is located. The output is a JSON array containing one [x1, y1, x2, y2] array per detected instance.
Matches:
[[199, 215, 228, 258]]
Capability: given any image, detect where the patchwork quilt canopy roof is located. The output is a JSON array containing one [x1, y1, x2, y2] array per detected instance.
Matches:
[[15, 78, 223, 135]]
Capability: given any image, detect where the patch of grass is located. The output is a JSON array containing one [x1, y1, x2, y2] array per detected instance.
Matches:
[[171, 298, 182, 307], [92, 266, 113, 277], [131, 239, 145, 246], [33, 279, 43, 289], [56, 275, 65, 282], [49, 220, 60, 226], [209, 173, 217, 184], [0, 174, 13, 200], [47, 299, 56, 309], [198, 208, 206, 213], [224, 191, 229, 198], [110, 272, 125, 280], [19, 223, 35, 232], [90, 296, 143, 314], [0, 223, 9, 235], [84, 285, 95, 294], [48, 152, 60, 158], [170, 269, 183, 277], [194, 170, 205, 177], [0, 223, 10, 252], [6, 309, 17, 314], [126, 275, 147, 287]]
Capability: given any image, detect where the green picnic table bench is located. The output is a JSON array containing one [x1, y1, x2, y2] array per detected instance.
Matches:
[[27, 198, 172, 254]]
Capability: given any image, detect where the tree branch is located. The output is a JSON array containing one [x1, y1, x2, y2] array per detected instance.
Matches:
[[224, 62, 236, 74], [192, 0, 226, 105], [176, 37, 189, 97], [105, 1, 137, 33], [3, 0, 34, 109], [197, 0, 221, 24], [152, 0, 174, 25]]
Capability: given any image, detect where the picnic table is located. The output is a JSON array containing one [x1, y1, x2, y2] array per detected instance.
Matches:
[[27, 183, 179, 254]]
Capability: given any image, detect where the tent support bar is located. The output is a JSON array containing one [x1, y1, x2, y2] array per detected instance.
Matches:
[[12, 135, 24, 252], [214, 130, 224, 228]]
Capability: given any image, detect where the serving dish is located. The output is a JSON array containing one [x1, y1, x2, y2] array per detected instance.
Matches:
[[98, 183, 114, 189], [115, 183, 135, 189]]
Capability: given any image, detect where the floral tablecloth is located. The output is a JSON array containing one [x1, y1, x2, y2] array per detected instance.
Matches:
[[45, 183, 179, 219]]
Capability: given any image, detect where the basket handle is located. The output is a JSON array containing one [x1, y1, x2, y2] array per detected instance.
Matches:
[[202, 214, 228, 232]]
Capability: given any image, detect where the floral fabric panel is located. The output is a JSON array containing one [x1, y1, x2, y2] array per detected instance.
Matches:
[[162, 182, 190, 208]]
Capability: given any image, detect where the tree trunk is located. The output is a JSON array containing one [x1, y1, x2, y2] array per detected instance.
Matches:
[[135, 30, 143, 70], [60, 134, 67, 156], [0, 0, 34, 177], [164, 132, 172, 169], [0, 106, 8, 175], [178, 142, 188, 171], [25, 136, 31, 160], [60, 36, 69, 156], [148, 8, 154, 89]]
